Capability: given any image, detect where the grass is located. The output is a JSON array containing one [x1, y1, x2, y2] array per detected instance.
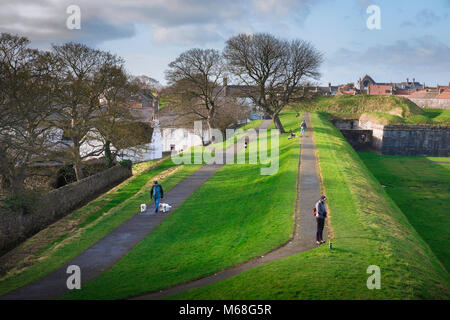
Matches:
[[423, 108, 450, 124], [358, 152, 450, 272], [240, 119, 264, 130], [61, 112, 301, 300], [0, 157, 203, 297], [171, 112, 449, 300], [293, 95, 450, 125], [293, 95, 424, 117]]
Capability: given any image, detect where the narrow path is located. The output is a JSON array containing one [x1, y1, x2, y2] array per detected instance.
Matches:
[[2, 120, 272, 300], [132, 113, 325, 300]]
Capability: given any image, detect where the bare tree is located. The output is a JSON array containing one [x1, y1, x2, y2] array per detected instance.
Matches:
[[50, 42, 127, 180], [214, 97, 251, 134], [94, 71, 151, 167], [223, 33, 323, 133], [165, 48, 226, 140], [0, 33, 57, 196]]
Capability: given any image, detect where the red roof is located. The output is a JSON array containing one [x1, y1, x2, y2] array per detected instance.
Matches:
[[437, 91, 450, 99], [408, 90, 439, 99]]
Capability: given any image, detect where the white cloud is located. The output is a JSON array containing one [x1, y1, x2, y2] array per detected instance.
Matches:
[[0, 0, 320, 46], [336, 37, 450, 69]]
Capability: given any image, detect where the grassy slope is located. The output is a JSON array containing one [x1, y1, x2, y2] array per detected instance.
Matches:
[[358, 152, 450, 272], [0, 158, 202, 296], [423, 108, 450, 124], [294, 95, 424, 116], [293, 95, 450, 125], [173, 112, 449, 300], [62, 112, 300, 300]]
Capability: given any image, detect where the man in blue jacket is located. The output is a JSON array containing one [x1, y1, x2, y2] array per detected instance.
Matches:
[[150, 180, 164, 213], [315, 195, 327, 245]]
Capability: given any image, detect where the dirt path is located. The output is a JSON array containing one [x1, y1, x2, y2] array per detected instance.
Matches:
[[132, 113, 325, 300], [1, 120, 272, 300]]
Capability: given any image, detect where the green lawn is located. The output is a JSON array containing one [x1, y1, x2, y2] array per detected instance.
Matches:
[[0, 158, 202, 297], [423, 108, 450, 124], [62, 112, 301, 300], [358, 152, 450, 272], [172, 112, 449, 300]]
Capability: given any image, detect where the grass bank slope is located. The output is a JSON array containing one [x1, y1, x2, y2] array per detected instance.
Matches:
[[0, 158, 202, 297], [62, 112, 300, 300], [294, 95, 424, 116], [173, 112, 449, 300], [359, 152, 450, 272]]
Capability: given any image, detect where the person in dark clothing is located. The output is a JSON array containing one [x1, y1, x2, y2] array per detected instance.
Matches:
[[300, 120, 307, 136], [314, 195, 327, 244], [150, 180, 164, 213]]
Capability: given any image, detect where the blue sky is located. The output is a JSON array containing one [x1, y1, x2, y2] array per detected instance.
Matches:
[[1, 0, 449, 86]]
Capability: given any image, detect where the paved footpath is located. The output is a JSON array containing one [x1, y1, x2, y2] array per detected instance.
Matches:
[[133, 112, 325, 300], [2, 120, 272, 300]]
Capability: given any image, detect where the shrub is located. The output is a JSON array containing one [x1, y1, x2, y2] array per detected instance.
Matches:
[[53, 165, 77, 188], [3, 190, 42, 214], [118, 159, 132, 170]]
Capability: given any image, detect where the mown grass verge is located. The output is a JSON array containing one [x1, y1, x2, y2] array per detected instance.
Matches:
[[172, 112, 449, 300], [0, 158, 202, 297], [358, 152, 450, 272], [61, 112, 300, 300]]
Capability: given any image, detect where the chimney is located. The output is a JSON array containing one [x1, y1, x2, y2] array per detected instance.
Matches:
[[413, 78, 415, 84], [406, 78, 409, 84], [328, 82, 331, 93]]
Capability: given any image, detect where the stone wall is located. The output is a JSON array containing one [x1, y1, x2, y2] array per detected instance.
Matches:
[[359, 119, 450, 156], [0, 165, 132, 255], [359, 120, 385, 151], [339, 130, 373, 150], [408, 98, 450, 109], [330, 119, 359, 130], [381, 125, 450, 156]]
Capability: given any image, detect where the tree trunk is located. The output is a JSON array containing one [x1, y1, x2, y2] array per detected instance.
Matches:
[[73, 145, 85, 181], [105, 140, 114, 168], [9, 166, 27, 197], [273, 113, 285, 133], [206, 119, 214, 145]]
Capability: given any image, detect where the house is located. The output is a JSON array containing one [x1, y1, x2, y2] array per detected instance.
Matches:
[[368, 84, 392, 95], [356, 75, 424, 96]]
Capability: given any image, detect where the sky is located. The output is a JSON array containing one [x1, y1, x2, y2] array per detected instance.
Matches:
[[1, 0, 449, 87]]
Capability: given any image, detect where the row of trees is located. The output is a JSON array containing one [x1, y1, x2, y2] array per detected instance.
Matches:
[[165, 33, 323, 134], [0, 33, 146, 197]]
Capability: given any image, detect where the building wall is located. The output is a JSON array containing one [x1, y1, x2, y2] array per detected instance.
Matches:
[[368, 84, 392, 95], [407, 98, 450, 109], [161, 128, 204, 153]]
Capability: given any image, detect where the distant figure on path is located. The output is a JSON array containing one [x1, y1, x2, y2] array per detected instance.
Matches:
[[150, 180, 164, 213], [300, 120, 307, 136], [314, 195, 327, 245]]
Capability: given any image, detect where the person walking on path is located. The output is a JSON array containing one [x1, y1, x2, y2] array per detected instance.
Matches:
[[314, 195, 327, 245], [150, 180, 164, 213], [301, 120, 307, 136]]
